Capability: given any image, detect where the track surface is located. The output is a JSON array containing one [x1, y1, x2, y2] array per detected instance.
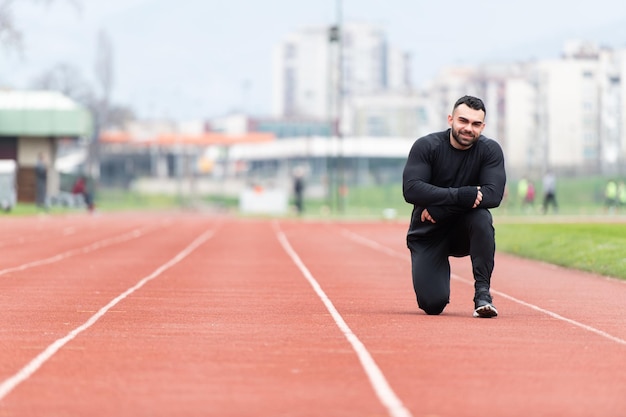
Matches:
[[0, 212, 624, 417]]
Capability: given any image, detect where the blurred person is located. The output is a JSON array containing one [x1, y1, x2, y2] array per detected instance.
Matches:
[[523, 180, 536, 212], [72, 175, 94, 213], [618, 180, 626, 212], [293, 167, 305, 215], [35, 152, 48, 210], [604, 179, 617, 214], [402, 95, 506, 318], [541, 170, 558, 214]]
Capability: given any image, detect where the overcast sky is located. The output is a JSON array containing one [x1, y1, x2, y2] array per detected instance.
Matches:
[[1, 0, 625, 121]]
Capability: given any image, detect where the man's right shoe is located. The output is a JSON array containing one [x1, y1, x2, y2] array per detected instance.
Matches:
[[473, 292, 498, 318]]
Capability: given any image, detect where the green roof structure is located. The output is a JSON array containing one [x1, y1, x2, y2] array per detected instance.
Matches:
[[0, 90, 92, 137]]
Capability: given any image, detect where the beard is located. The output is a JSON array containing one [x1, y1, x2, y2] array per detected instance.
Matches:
[[451, 126, 478, 149]]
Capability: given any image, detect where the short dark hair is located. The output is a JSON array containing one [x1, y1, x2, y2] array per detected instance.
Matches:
[[453, 95, 486, 117]]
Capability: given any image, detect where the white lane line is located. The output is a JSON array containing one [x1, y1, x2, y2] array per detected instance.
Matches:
[[0, 227, 155, 278], [276, 227, 413, 417], [467, 280, 626, 347], [0, 228, 216, 401], [340, 228, 626, 347]]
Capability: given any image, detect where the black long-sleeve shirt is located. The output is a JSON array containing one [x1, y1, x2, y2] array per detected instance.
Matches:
[[402, 129, 506, 237]]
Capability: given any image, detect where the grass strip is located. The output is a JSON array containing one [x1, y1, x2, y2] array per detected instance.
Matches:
[[495, 222, 626, 280]]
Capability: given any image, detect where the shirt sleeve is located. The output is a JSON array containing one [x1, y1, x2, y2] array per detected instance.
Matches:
[[476, 139, 507, 209]]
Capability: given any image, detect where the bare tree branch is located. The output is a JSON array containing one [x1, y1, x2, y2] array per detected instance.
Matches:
[[95, 29, 113, 107], [30, 62, 94, 104], [0, 0, 81, 51], [0, 0, 23, 51]]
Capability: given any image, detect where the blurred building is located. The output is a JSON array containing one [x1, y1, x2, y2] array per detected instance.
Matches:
[[209, 113, 334, 139], [343, 91, 433, 138], [98, 119, 274, 190], [271, 22, 412, 123], [0, 90, 92, 202], [99, 37, 626, 203], [424, 41, 626, 178]]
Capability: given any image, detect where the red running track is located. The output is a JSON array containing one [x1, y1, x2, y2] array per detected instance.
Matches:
[[0, 212, 624, 417]]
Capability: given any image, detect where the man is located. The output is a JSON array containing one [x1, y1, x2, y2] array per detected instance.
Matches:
[[35, 152, 48, 210], [541, 170, 558, 214], [72, 175, 95, 212], [402, 95, 506, 318], [293, 167, 305, 215]]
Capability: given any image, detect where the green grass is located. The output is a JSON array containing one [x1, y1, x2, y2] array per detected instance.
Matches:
[[495, 222, 626, 280], [0, 189, 186, 217], [0, 204, 55, 216], [94, 189, 184, 211]]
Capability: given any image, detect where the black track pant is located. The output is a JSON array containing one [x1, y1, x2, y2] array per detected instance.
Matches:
[[407, 209, 495, 315]]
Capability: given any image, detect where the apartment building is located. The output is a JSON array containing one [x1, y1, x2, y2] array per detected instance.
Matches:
[[344, 91, 431, 138], [426, 42, 626, 177], [271, 22, 411, 123]]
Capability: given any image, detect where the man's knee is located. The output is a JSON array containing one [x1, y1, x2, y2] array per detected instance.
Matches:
[[418, 296, 449, 315], [464, 209, 495, 240]]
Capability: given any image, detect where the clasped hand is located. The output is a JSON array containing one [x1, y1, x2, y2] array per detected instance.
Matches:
[[420, 186, 482, 224]]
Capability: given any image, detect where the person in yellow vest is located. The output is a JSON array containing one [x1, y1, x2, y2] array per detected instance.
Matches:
[[517, 177, 528, 212], [617, 180, 626, 212], [516, 177, 535, 213], [605, 180, 618, 214]]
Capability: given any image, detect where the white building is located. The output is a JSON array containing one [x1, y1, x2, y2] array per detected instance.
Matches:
[[426, 42, 626, 177], [534, 57, 601, 171], [598, 47, 626, 172], [503, 75, 537, 173], [344, 91, 433, 138], [269, 30, 626, 180], [271, 26, 330, 119], [271, 22, 411, 121], [528, 42, 625, 175]]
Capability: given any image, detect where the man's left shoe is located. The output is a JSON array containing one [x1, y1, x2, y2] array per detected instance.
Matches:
[[473, 292, 498, 318], [473, 302, 498, 318]]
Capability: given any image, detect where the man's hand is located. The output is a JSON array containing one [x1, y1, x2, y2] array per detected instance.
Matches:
[[421, 208, 435, 223], [473, 186, 482, 208], [422, 186, 482, 222]]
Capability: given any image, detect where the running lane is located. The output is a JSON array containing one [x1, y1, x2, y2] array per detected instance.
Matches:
[[311, 220, 626, 417], [0, 216, 390, 417], [0, 215, 624, 416]]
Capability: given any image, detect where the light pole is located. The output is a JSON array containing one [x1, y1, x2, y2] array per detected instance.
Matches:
[[329, 0, 345, 213]]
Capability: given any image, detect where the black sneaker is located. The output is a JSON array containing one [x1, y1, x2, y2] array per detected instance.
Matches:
[[473, 292, 498, 318]]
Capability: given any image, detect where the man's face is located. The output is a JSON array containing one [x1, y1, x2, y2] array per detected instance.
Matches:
[[447, 104, 486, 149]]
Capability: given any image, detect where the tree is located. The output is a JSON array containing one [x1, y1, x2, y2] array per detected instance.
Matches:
[[0, 0, 81, 51], [30, 30, 134, 129], [0, 1, 21, 48], [33, 29, 120, 182], [31, 62, 94, 103], [93, 29, 113, 129], [80, 29, 115, 181]]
